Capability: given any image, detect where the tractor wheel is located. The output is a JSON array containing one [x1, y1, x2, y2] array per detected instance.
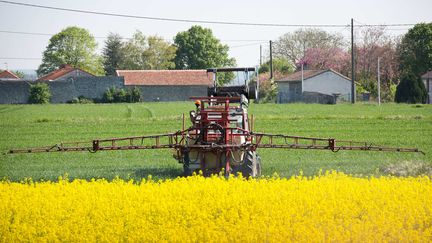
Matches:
[[248, 84, 258, 100], [183, 151, 192, 176], [233, 151, 261, 178]]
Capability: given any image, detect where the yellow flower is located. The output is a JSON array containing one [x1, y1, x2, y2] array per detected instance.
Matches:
[[0, 172, 431, 242]]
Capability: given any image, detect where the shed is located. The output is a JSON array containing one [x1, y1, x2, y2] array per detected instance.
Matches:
[[275, 69, 352, 103], [116, 70, 213, 101]]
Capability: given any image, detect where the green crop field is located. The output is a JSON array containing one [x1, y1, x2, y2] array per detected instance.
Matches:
[[0, 102, 431, 181]]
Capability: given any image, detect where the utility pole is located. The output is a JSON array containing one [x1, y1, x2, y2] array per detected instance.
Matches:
[[377, 57, 381, 105], [351, 18, 356, 103], [260, 45, 262, 66], [269, 40, 273, 79]]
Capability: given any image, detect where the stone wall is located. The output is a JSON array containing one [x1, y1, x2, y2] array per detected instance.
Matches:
[[132, 85, 208, 102], [0, 77, 123, 104], [0, 77, 209, 104]]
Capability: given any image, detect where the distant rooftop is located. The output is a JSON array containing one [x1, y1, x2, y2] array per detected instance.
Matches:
[[276, 69, 350, 82], [116, 70, 213, 86], [0, 70, 20, 80], [38, 64, 95, 81]]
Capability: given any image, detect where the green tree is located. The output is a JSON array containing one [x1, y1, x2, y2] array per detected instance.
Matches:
[[103, 33, 123, 75], [397, 23, 432, 77], [11, 70, 25, 79], [174, 25, 236, 84], [37, 26, 104, 76], [395, 71, 427, 103], [28, 83, 51, 104], [119, 31, 176, 70], [258, 57, 293, 75], [395, 23, 431, 103]]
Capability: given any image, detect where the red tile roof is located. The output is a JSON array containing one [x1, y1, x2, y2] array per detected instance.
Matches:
[[38, 64, 94, 81], [276, 69, 350, 82], [116, 70, 213, 86], [0, 70, 20, 79], [422, 71, 432, 79]]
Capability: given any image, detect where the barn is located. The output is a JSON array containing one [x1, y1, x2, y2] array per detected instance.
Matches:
[[275, 69, 352, 103], [116, 70, 213, 101]]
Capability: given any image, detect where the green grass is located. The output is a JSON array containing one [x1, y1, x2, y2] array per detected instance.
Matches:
[[0, 102, 431, 181]]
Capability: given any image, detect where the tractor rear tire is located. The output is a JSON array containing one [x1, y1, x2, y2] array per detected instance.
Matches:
[[233, 151, 261, 178]]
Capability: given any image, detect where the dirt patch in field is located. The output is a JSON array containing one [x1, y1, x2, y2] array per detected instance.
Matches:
[[380, 161, 432, 177]]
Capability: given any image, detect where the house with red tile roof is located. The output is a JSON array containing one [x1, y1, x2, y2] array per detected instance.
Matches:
[[0, 70, 20, 80], [116, 70, 212, 101], [275, 69, 352, 103], [38, 64, 95, 81]]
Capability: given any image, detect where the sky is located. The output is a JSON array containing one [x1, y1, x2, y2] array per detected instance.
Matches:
[[0, 0, 431, 71]]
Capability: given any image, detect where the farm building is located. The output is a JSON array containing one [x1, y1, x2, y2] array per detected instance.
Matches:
[[38, 64, 95, 81], [116, 70, 212, 101], [0, 70, 20, 80], [421, 71, 432, 104], [275, 69, 352, 104]]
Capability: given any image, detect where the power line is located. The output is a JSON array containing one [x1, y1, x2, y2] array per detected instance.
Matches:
[[0, 0, 349, 28], [0, 30, 268, 42], [0, 1, 418, 28]]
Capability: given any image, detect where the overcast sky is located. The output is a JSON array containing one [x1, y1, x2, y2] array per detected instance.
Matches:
[[0, 0, 431, 71]]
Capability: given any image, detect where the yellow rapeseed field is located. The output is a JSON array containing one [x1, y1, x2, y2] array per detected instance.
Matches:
[[1, 172, 431, 242]]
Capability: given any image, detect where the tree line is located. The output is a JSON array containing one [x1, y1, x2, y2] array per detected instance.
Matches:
[[36, 23, 431, 103], [36, 25, 235, 84]]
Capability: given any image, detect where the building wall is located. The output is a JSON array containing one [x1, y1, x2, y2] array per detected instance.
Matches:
[[303, 71, 351, 100], [0, 77, 208, 104], [133, 85, 208, 102], [0, 80, 30, 104], [276, 71, 351, 104], [0, 77, 123, 104], [276, 81, 302, 103]]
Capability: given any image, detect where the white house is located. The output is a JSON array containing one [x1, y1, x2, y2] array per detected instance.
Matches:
[[275, 69, 352, 103]]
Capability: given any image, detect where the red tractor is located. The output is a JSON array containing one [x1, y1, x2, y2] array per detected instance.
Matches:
[[8, 68, 423, 177]]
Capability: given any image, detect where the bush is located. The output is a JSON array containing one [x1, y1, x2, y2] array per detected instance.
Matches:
[[395, 72, 427, 103], [127, 87, 141, 102], [28, 83, 51, 104], [102, 87, 141, 103]]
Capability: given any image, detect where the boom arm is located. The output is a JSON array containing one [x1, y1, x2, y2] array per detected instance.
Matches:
[[251, 132, 424, 154], [8, 130, 424, 155]]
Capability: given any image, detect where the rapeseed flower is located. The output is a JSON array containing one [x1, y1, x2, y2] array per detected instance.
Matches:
[[0, 172, 431, 242]]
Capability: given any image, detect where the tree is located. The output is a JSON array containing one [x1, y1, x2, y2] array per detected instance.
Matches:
[[397, 23, 432, 77], [395, 23, 432, 103], [103, 33, 123, 75], [37, 26, 104, 76], [28, 83, 51, 104], [10, 70, 25, 79], [119, 31, 176, 70], [298, 48, 350, 75], [259, 57, 293, 75], [395, 71, 427, 103], [273, 28, 345, 65], [174, 25, 236, 84]]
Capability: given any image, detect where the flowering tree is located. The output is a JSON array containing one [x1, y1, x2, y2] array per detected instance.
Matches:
[[297, 48, 350, 75]]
